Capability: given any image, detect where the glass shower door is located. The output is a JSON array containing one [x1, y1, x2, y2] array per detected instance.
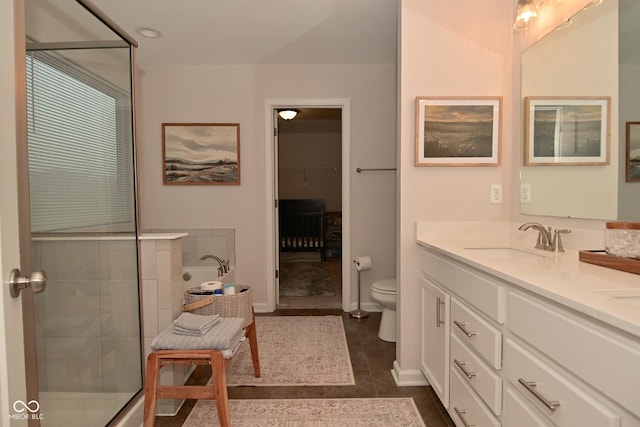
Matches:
[[23, 1, 142, 425]]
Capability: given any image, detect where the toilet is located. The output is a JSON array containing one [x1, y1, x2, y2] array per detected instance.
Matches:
[[370, 279, 397, 342]]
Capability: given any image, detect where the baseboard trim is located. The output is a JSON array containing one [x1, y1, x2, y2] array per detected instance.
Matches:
[[348, 302, 381, 312], [257, 302, 382, 314], [253, 302, 269, 313], [391, 360, 429, 386]]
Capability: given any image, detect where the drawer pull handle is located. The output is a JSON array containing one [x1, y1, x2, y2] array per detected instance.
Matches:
[[518, 378, 561, 412], [435, 297, 445, 327], [453, 359, 476, 379], [453, 320, 476, 337], [454, 407, 476, 427]]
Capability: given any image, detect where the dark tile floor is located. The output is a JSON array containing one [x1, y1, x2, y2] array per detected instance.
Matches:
[[154, 310, 454, 426]]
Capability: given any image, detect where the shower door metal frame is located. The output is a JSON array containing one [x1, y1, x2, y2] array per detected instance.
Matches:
[[19, 1, 141, 425]]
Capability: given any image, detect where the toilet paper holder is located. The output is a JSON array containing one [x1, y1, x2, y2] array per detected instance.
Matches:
[[351, 257, 371, 319]]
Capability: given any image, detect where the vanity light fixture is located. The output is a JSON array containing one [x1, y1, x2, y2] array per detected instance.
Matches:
[[278, 109, 300, 120], [135, 26, 162, 38], [513, 0, 538, 31], [555, 18, 573, 30], [536, 0, 556, 10]]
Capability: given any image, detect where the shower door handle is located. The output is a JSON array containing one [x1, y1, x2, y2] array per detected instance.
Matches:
[[9, 268, 47, 298]]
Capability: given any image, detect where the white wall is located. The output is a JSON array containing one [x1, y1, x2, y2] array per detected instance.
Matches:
[[136, 63, 397, 307], [397, 0, 514, 379]]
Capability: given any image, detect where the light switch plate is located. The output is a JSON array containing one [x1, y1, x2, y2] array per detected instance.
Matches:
[[521, 183, 532, 204]]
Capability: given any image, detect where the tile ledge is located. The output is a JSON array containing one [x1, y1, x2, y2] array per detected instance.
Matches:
[[138, 232, 188, 240]]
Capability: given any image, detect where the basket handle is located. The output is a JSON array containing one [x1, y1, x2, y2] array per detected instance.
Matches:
[[183, 297, 214, 312]]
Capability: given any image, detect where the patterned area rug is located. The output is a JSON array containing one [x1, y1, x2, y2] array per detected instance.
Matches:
[[279, 261, 336, 297], [225, 316, 354, 386], [183, 398, 426, 426]]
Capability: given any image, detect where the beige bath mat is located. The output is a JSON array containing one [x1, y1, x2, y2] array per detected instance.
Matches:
[[183, 398, 426, 426], [225, 315, 354, 386]]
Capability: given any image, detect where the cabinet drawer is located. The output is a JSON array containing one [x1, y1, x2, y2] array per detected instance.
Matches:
[[421, 249, 505, 323], [450, 369, 500, 427], [504, 388, 553, 427], [508, 291, 640, 419], [505, 339, 619, 427], [451, 298, 502, 369], [451, 334, 502, 415]]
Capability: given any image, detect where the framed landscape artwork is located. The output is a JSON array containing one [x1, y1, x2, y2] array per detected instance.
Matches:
[[415, 97, 502, 167], [524, 97, 610, 166], [162, 123, 240, 185], [627, 121, 640, 182]]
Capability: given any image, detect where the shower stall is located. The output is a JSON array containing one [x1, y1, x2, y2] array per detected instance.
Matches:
[[23, 0, 142, 425]]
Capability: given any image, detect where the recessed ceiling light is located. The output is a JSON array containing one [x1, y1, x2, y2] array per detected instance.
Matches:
[[135, 27, 162, 39]]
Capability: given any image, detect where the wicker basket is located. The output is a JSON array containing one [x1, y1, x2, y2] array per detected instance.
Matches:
[[183, 285, 253, 327]]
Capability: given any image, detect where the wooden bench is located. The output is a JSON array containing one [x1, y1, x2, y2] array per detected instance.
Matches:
[[143, 314, 261, 427]]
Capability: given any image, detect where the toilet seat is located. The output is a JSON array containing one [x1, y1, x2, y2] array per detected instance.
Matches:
[[371, 279, 396, 295]]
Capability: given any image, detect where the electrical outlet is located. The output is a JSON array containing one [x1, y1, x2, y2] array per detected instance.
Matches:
[[521, 183, 532, 204], [490, 184, 502, 204]]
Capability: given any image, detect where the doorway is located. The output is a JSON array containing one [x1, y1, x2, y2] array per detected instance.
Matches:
[[264, 99, 351, 313], [277, 108, 342, 309]]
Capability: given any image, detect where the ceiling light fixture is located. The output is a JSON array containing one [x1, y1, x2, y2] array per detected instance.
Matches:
[[513, 0, 538, 31], [278, 109, 300, 120], [135, 27, 162, 39]]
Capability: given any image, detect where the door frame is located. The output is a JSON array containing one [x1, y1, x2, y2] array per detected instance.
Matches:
[[0, 0, 29, 424], [264, 98, 351, 312]]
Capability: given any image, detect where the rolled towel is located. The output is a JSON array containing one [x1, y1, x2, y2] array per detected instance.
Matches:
[[151, 317, 245, 352], [173, 312, 220, 335]]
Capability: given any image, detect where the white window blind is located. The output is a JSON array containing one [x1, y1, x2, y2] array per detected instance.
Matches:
[[26, 53, 135, 233]]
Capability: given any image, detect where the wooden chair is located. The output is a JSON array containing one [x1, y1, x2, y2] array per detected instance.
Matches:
[[143, 313, 261, 427]]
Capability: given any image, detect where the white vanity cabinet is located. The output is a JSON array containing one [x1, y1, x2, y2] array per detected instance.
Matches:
[[419, 244, 640, 427], [420, 248, 505, 426], [420, 276, 450, 407]]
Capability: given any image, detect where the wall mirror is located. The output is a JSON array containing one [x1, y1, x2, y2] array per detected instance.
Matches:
[[520, 0, 640, 221]]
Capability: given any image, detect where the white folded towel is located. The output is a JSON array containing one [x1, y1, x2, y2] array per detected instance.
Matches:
[[173, 312, 220, 336]]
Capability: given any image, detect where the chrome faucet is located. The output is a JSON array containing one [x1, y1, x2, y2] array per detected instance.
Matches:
[[200, 254, 229, 276], [518, 222, 571, 252]]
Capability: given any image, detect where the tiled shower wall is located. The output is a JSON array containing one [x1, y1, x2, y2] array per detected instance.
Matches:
[[32, 238, 142, 393], [144, 228, 235, 268], [139, 235, 186, 415]]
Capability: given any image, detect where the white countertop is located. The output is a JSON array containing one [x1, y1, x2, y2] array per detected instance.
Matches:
[[416, 221, 640, 338]]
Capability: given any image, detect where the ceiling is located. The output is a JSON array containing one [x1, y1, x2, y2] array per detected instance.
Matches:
[[89, 0, 398, 66]]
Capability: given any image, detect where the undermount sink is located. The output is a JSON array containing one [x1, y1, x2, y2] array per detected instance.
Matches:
[[596, 289, 640, 307], [463, 247, 549, 259]]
